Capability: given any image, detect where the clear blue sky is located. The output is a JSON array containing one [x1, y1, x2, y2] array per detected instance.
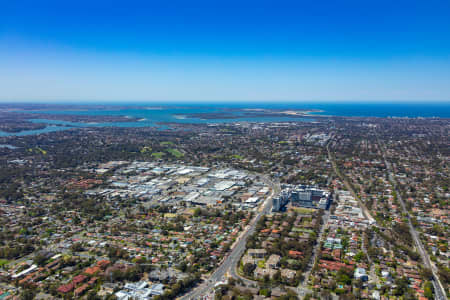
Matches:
[[1, 0, 450, 102]]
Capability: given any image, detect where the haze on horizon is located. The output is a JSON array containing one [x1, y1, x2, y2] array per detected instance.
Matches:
[[1, 0, 450, 103]]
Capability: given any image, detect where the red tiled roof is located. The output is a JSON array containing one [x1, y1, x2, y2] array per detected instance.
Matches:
[[57, 283, 74, 293], [73, 274, 87, 285], [74, 283, 89, 295], [96, 260, 111, 269], [84, 266, 100, 275], [288, 250, 303, 258], [88, 277, 98, 285], [319, 260, 354, 272]]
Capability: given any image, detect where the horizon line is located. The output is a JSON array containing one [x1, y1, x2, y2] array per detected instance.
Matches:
[[1, 100, 450, 105]]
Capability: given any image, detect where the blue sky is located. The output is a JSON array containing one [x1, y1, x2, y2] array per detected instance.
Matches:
[[1, 0, 450, 102]]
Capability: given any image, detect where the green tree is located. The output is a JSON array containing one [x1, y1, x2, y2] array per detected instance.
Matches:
[[193, 207, 202, 217], [33, 253, 47, 266], [243, 263, 255, 277], [20, 289, 36, 300], [424, 281, 434, 299]]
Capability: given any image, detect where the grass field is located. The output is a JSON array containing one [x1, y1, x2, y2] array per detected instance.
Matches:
[[257, 259, 266, 268], [160, 141, 174, 146], [0, 259, 9, 267], [151, 152, 166, 158], [164, 213, 177, 218], [292, 207, 315, 214], [167, 148, 184, 158], [292, 227, 314, 234], [140, 146, 152, 153]]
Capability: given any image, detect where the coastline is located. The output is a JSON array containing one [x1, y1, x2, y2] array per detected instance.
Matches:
[[1, 102, 449, 136]]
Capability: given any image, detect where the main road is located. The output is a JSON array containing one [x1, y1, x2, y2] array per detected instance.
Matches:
[[376, 135, 447, 300], [180, 174, 280, 300], [326, 140, 376, 223]]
